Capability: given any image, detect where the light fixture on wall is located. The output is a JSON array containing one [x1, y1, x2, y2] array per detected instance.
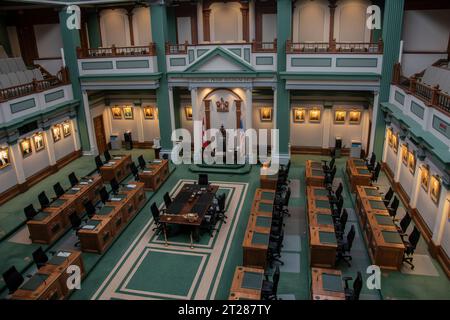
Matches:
[[0, 146, 10, 169]]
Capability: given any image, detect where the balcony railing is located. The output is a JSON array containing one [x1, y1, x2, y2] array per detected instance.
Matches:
[[252, 40, 277, 53], [286, 39, 384, 54], [77, 44, 156, 59], [0, 67, 70, 102], [165, 40, 278, 54], [392, 62, 450, 114]]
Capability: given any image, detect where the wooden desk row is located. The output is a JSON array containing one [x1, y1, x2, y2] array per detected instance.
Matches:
[[242, 189, 276, 269], [11, 250, 84, 300], [306, 186, 338, 268], [99, 154, 132, 183], [78, 182, 146, 254], [229, 266, 264, 300], [346, 158, 372, 192], [311, 267, 345, 300], [355, 186, 405, 270], [27, 175, 104, 245], [138, 159, 170, 191], [305, 160, 326, 187], [260, 169, 278, 190]]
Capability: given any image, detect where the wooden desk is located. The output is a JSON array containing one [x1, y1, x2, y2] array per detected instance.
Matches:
[[254, 188, 276, 203], [11, 270, 64, 300], [309, 226, 337, 268], [306, 160, 325, 187], [243, 227, 271, 269], [139, 159, 170, 191], [307, 195, 333, 214], [100, 154, 132, 183], [346, 158, 372, 192], [260, 172, 278, 190], [229, 266, 264, 300], [311, 268, 345, 300]]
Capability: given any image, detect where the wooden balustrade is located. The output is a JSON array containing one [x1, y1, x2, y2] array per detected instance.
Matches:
[[286, 39, 383, 54], [252, 40, 277, 53], [77, 44, 156, 58], [165, 42, 188, 55], [164, 40, 278, 54]]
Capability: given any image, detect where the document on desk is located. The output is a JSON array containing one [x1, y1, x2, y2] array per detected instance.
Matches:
[[126, 184, 137, 189], [111, 197, 122, 202], [82, 225, 96, 230], [79, 182, 88, 185], [153, 160, 162, 163], [143, 170, 152, 173], [72, 187, 81, 191], [57, 251, 71, 258]]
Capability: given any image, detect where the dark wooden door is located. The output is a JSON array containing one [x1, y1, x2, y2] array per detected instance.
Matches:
[[366, 120, 372, 158], [93, 116, 107, 154]]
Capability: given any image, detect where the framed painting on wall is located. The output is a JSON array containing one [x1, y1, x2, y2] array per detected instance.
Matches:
[[0, 147, 10, 169], [185, 106, 193, 120], [334, 110, 346, 124], [408, 151, 416, 174], [430, 175, 441, 205], [62, 122, 71, 137], [260, 108, 272, 122], [111, 106, 122, 119], [392, 133, 398, 154], [387, 128, 393, 147], [52, 125, 62, 142], [143, 107, 155, 120], [20, 138, 32, 158], [401, 144, 408, 165], [293, 108, 306, 123], [33, 133, 45, 152], [349, 110, 361, 124], [309, 109, 321, 123], [420, 165, 429, 192], [123, 106, 133, 119]]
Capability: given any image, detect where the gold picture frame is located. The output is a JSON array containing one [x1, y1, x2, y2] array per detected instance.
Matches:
[[349, 110, 361, 124], [334, 110, 346, 124], [260, 107, 272, 122], [143, 107, 155, 120], [408, 151, 416, 174], [387, 128, 393, 147], [0, 147, 10, 169], [293, 108, 306, 123], [421, 165, 429, 192], [185, 106, 193, 120], [20, 138, 33, 158], [52, 125, 62, 143], [33, 132, 45, 152], [309, 109, 321, 123], [401, 144, 408, 165], [62, 122, 71, 138], [111, 106, 122, 119], [123, 106, 133, 120], [430, 175, 441, 205], [392, 133, 398, 154]]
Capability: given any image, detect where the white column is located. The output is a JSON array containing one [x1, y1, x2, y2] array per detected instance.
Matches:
[[361, 110, 370, 153], [322, 108, 331, 149], [245, 87, 253, 131], [394, 142, 404, 182], [44, 129, 56, 166], [431, 187, 450, 245], [368, 91, 379, 156], [272, 87, 277, 130], [136, 106, 145, 143], [191, 87, 202, 163], [409, 160, 423, 208], [9, 143, 26, 184], [81, 90, 98, 156], [71, 119, 81, 151], [382, 127, 389, 163], [168, 86, 176, 147]]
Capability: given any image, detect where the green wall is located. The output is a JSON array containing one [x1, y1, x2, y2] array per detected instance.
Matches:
[[0, 13, 11, 56], [87, 11, 101, 48]]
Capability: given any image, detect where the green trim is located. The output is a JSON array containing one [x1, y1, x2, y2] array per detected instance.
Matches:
[[335, 58, 378, 68], [394, 91, 405, 105], [116, 60, 150, 69], [291, 57, 332, 67], [188, 50, 195, 64], [229, 48, 242, 57], [410, 101, 424, 120], [167, 71, 275, 78], [44, 89, 65, 103], [170, 57, 186, 66], [280, 72, 380, 81], [197, 49, 208, 58], [432, 115, 450, 140], [81, 61, 113, 70], [255, 56, 274, 65], [185, 47, 255, 73], [87, 11, 101, 48], [243, 48, 251, 63], [79, 73, 162, 82], [10, 98, 36, 114]]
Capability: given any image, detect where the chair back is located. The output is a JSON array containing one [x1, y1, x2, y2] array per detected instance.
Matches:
[[68, 172, 79, 187], [372, 163, 381, 181], [38, 191, 50, 208], [409, 227, 421, 249], [340, 209, 349, 230], [95, 155, 103, 169], [384, 187, 394, 203], [2, 266, 24, 294], [53, 182, 65, 198], [353, 272, 363, 300], [272, 265, 281, 295], [162, 153, 169, 160], [163, 192, 172, 208], [32, 247, 48, 269], [347, 225, 356, 250], [284, 188, 291, 206], [151, 203, 160, 222], [69, 212, 81, 229], [335, 183, 343, 199], [83, 200, 96, 218], [99, 187, 109, 204], [391, 196, 400, 211], [337, 196, 344, 213], [138, 155, 146, 170], [198, 173, 208, 185], [24, 204, 38, 220], [369, 153, 376, 166], [130, 162, 139, 177], [399, 212, 412, 233], [110, 178, 120, 193], [104, 150, 112, 162], [329, 158, 335, 170]]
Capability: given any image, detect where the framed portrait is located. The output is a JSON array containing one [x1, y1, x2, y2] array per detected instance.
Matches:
[[334, 110, 346, 124], [20, 138, 33, 158], [349, 110, 361, 124], [111, 106, 122, 119], [309, 109, 321, 123], [260, 108, 272, 122], [420, 165, 429, 192], [62, 122, 71, 138], [387, 128, 393, 147], [401, 144, 408, 165], [33, 133, 45, 152], [52, 125, 62, 142], [392, 133, 398, 154], [408, 151, 416, 174], [0, 147, 10, 169], [430, 175, 441, 205], [143, 107, 155, 120], [185, 106, 193, 120], [123, 106, 133, 119], [293, 108, 306, 123]]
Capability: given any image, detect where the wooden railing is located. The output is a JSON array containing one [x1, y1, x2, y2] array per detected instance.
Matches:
[[252, 40, 277, 53], [165, 40, 278, 54], [165, 42, 188, 55], [392, 62, 450, 115], [286, 39, 384, 54], [77, 44, 156, 58], [0, 67, 69, 102]]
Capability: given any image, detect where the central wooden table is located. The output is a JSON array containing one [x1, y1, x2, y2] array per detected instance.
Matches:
[[228, 266, 264, 300], [99, 154, 132, 183], [160, 183, 219, 248], [138, 159, 170, 191], [305, 160, 325, 187], [311, 267, 345, 300], [346, 158, 372, 192]]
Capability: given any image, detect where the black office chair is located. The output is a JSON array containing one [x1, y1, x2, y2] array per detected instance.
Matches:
[[2, 266, 24, 294], [151, 203, 164, 234], [383, 187, 394, 206], [95, 155, 104, 170], [99, 186, 110, 204], [329, 183, 343, 206], [163, 192, 172, 209], [162, 153, 169, 160], [332, 196, 344, 221], [24, 204, 39, 221], [388, 196, 400, 221], [262, 265, 280, 300], [129, 162, 139, 180], [32, 247, 49, 269], [336, 225, 356, 266], [323, 157, 336, 175], [68, 172, 79, 187], [324, 166, 337, 190], [275, 188, 291, 217], [371, 162, 381, 183], [83, 200, 97, 219], [110, 178, 120, 194], [335, 208, 349, 239], [268, 230, 284, 268], [198, 173, 209, 186], [396, 212, 412, 236], [53, 182, 65, 199], [104, 150, 112, 162], [69, 212, 83, 247], [366, 152, 376, 171], [38, 191, 50, 209], [202, 206, 218, 237], [343, 272, 363, 300], [138, 155, 147, 170], [402, 227, 421, 269]]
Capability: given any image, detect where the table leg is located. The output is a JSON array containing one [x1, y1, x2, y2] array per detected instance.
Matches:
[[190, 231, 194, 249], [163, 224, 168, 246]]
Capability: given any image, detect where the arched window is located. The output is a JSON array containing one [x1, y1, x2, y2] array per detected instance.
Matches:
[[293, 0, 329, 43], [132, 7, 152, 45], [100, 9, 130, 47], [336, 0, 371, 42], [210, 3, 242, 42]]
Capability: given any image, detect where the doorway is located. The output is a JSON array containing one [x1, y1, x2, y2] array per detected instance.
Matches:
[[93, 115, 107, 154]]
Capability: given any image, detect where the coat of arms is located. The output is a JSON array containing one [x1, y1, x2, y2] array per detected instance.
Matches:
[[216, 97, 229, 112]]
